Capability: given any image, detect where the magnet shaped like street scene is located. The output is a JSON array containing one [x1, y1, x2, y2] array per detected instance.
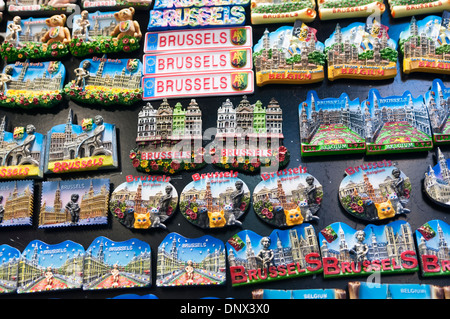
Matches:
[[0, 244, 20, 294], [157, 233, 226, 287], [424, 79, 450, 145], [253, 166, 322, 227], [424, 148, 450, 208], [110, 176, 177, 230], [180, 171, 250, 229], [226, 225, 322, 286], [83, 237, 151, 290], [319, 221, 419, 278], [17, 240, 85, 294], [0, 180, 33, 227]]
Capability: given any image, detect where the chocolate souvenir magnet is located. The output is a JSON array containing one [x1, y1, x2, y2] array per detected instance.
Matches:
[[44, 110, 118, 174], [299, 91, 365, 156], [0, 245, 20, 294], [227, 225, 322, 287], [251, 0, 316, 25], [348, 281, 444, 299], [253, 165, 322, 227], [83, 237, 151, 290], [319, 221, 419, 278], [415, 220, 450, 277], [252, 288, 346, 299], [179, 171, 250, 229], [424, 148, 450, 207], [339, 161, 411, 221], [210, 96, 289, 174], [110, 176, 177, 230], [425, 79, 450, 144], [7, 0, 76, 15], [17, 240, 85, 293], [64, 55, 143, 106], [157, 232, 226, 287], [363, 89, 433, 154], [0, 180, 33, 227], [318, 0, 385, 20], [130, 99, 206, 174], [253, 23, 325, 87], [388, 0, 450, 18], [0, 61, 65, 109], [1, 16, 70, 62], [70, 9, 142, 57], [325, 19, 398, 81], [39, 179, 110, 228], [400, 14, 450, 74]]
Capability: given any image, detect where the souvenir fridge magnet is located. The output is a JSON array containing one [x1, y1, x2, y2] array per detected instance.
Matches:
[[1, 16, 70, 62], [425, 79, 450, 144], [388, 0, 450, 18], [7, 0, 76, 15], [0, 180, 33, 227], [38, 178, 109, 228], [299, 91, 365, 156], [0, 244, 20, 294], [363, 89, 433, 154], [64, 55, 143, 106], [110, 176, 177, 230], [70, 9, 142, 57], [252, 288, 346, 299], [253, 23, 325, 87], [251, 0, 316, 25], [157, 232, 226, 287], [319, 221, 419, 278], [17, 240, 85, 293], [179, 172, 250, 229], [339, 161, 411, 221], [81, 0, 152, 10], [253, 165, 322, 227], [325, 19, 398, 81], [227, 224, 322, 287], [83, 236, 151, 290], [0, 61, 65, 109], [400, 13, 450, 75], [130, 99, 206, 174], [0, 117, 45, 179], [44, 110, 118, 174], [210, 96, 290, 174], [348, 281, 444, 299], [318, 0, 385, 20], [425, 148, 450, 207]]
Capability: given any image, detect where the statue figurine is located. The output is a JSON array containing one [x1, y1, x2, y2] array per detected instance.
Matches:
[[45, 266, 54, 290], [92, 115, 105, 150], [256, 236, 274, 269], [185, 260, 194, 284], [76, 10, 91, 41], [159, 185, 173, 215], [350, 230, 369, 263], [226, 180, 244, 226], [111, 264, 120, 288], [74, 60, 91, 88], [391, 168, 406, 198], [0, 196, 4, 224], [0, 66, 13, 93], [6, 16, 22, 47], [304, 175, 320, 221], [65, 194, 81, 224]]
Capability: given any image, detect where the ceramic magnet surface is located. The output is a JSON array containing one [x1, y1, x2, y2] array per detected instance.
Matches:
[[0, 180, 33, 227], [424, 148, 450, 207], [339, 161, 411, 221], [348, 281, 444, 299], [0, 244, 20, 294], [424, 79, 450, 144]]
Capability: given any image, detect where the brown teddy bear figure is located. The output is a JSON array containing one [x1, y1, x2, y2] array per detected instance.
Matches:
[[110, 7, 142, 41], [41, 14, 71, 45]]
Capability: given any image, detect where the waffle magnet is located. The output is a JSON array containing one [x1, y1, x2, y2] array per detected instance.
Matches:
[[319, 221, 419, 279], [180, 171, 250, 229], [83, 237, 151, 290], [424, 148, 450, 207], [110, 176, 177, 230], [253, 23, 325, 87], [44, 110, 118, 174], [318, 0, 385, 20], [251, 0, 316, 25], [39, 178, 110, 228], [253, 166, 322, 228], [17, 240, 85, 293], [0, 245, 20, 294], [0, 61, 65, 109], [64, 55, 143, 106], [424, 79, 450, 144], [0, 180, 33, 227], [0, 117, 45, 179], [339, 161, 411, 221], [1, 16, 70, 62], [156, 232, 226, 287], [299, 91, 365, 156], [226, 225, 322, 287]]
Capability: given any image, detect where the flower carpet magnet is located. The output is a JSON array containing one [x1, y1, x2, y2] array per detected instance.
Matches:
[[17, 240, 85, 294], [83, 237, 151, 290], [348, 281, 444, 299], [179, 171, 250, 229], [130, 99, 206, 174], [253, 22, 325, 87], [424, 148, 450, 208], [1, 15, 70, 62], [64, 55, 143, 106], [424, 79, 450, 144], [339, 161, 411, 221], [0, 180, 33, 227], [319, 221, 419, 279], [226, 224, 322, 287], [250, 0, 316, 25], [209, 96, 290, 174], [0, 244, 20, 294], [70, 9, 142, 57], [0, 61, 65, 109], [156, 232, 226, 287], [318, 0, 385, 20], [299, 91, 366, 156], [110, 176, 178, 230], [253, 165, 322, 228]]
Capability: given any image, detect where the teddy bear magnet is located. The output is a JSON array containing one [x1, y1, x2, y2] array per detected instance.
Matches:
[[339, 161, 411, 222], [70, 9, 142, 57], [1, 15, 70, 62]]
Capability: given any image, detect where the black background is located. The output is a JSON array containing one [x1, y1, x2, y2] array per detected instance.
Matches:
[[0, 2, 448, 300]]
